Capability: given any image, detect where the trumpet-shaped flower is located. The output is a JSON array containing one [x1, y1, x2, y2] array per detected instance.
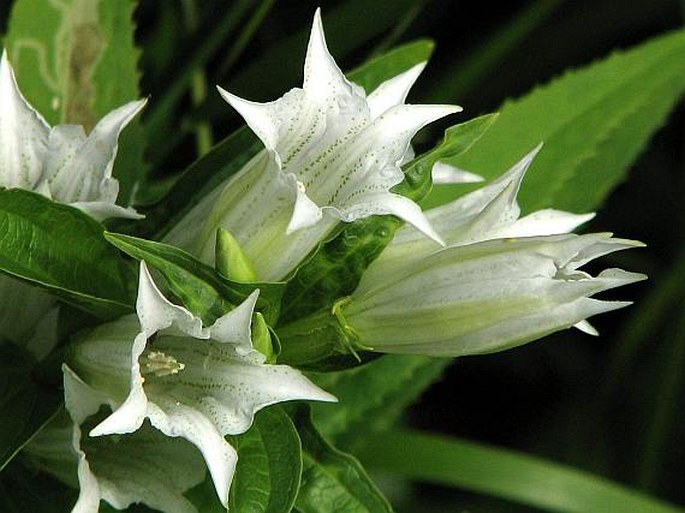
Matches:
[[69, 261, 335, 508], [277, 148, 645, 358], [26, 365, 206, 513], [342, 233, 645, 356], [0, 50, 145, 221], [166, 9, 457, 281]]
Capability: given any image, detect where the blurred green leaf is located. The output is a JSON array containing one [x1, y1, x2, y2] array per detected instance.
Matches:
[[0, 189, 133, 318], [6, 0, 144, 203], [0, 345, 61, 472], [358, 429, 685, 513], [424, 0, 566, 102], [105, 232, 283, 325], [292, 407, 393, 513], [425, 29, 685, 213], [227, 407, 301, 513]]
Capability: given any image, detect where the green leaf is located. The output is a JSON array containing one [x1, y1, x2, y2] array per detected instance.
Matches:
[[292, 407, 393, 513], [5, 0, 144, 203], [280, 115, 497, 325], [0, 189, 133, 318], [347, 39, 434, 93], [0, 344, 61, 472], [104, 232, 284, 325], [311, 355, 451, 448], [358, 429, 685, 513], [424, 29, 685, 213], [227, 407, 301, 513]]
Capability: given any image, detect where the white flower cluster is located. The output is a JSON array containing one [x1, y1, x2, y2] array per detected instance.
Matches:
[[3, 8, 644, 513]]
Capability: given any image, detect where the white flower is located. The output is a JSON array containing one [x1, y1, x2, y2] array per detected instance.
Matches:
[[166, 9, 458, 281], [343, 232, 645, 356], [0, 50, 145, 221], [69, 261, 335, 508], [26, 365, 206, 513]]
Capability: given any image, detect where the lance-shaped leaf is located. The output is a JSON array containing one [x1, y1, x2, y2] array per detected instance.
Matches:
[[0, 189, 133, 319], [226, 407, 302, 513]]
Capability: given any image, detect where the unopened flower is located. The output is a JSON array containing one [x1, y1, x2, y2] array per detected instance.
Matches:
[[0, 50, 145, 221], [166, 9, 457, 281], [69, 261, 335, 508], [26, 365, 206, 513], [342, 233, 644, 356]]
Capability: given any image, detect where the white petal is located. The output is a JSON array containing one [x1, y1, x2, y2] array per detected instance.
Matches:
[[0, 50, 49, 189], [494, 210, 595, 238], [89, 331, 149, 436], [287, 176, 324, 233], [70, 201, 144, 222], [303, 8, 352, 101], [574, 319, 599, 336], [431, 162, 484, 184], [63, 366, 107, 513], [136, 261, 205, 337], [46, 99, 145, 205], [63, 367, 203, 513], [367, 63, 426, 119], [333, 192, 444, 245], [148, 336, 337, 437], [210, 289, 261, 358], [146, 398, 238, 508], [217, 87, 280, 151]]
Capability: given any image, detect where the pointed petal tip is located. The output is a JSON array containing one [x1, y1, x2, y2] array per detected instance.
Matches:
[[574, 320, 599, 336]]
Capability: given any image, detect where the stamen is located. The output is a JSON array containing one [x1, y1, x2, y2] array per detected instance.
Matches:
[[141, 350, 185, 377]]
